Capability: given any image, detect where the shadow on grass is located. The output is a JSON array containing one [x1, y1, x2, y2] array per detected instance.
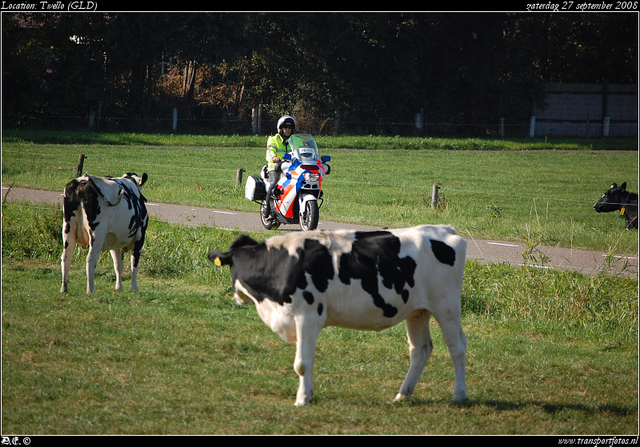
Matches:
[[404, 397, 636, 417]]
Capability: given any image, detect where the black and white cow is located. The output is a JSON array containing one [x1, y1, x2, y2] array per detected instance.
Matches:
[[209, 225, 467, 406], [594, 182, 638, 230], [61, 172, 149, 294]]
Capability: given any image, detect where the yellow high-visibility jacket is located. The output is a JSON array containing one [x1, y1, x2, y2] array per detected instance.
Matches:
[[266, 133, 290, 171]]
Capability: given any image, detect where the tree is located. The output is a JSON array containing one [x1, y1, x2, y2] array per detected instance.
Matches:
[[2, 12, 637, 133]]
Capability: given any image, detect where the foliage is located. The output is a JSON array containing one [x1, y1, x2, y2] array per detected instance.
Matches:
[[2, 13, 637, 133]]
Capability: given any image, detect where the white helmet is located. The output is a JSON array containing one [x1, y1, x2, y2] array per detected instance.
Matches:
[[277, 115, 296, 132]]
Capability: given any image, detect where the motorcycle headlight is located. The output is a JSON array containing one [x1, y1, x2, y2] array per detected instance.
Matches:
[[303, 172, 320, 182]]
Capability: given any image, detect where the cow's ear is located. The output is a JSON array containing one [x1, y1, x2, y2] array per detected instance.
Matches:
[[209, 251, 232, 267], [139, 173, 148, 187], [229, 234, 259, 251], [620, 182, 627, 191]]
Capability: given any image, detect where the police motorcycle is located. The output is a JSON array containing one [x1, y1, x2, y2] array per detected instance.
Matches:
[[245, 133, 331, 231]]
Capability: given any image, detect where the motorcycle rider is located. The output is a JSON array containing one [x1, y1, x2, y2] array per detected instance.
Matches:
[[262, 115, 296, 218]]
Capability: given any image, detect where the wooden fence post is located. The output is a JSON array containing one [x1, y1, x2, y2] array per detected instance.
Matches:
[[415, 109, 424, 130], [252, 108, 258, 135], [603, 116, 610, 137], [77, 154, 85, 177], [235, 168, 244, 189], [172, 108, 178, 132], [252, 107, 263, 135], [431, 184, 439, 209], [528, 116, 536, 138]]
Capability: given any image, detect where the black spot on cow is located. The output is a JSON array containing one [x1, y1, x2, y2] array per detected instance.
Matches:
[[302, 239, 334, 293], [209, 236, 335, 306], [64, 177, 101, 232], [317, 302, 324, 316], [429, 239, 456, 266], [63, 179, 81, 234], [338, 231, 416, 318], [119, 181, 148, 240], [303, 291, 314, 305]]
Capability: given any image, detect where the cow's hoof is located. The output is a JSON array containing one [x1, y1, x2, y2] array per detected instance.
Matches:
[[295, 400, 313, 406], [452, 392, 468, 402], [295, 394, 314, 406]]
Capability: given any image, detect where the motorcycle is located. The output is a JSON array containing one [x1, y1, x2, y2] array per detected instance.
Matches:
[[245, 133, 331, 231]]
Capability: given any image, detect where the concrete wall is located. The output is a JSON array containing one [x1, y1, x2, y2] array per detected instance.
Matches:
[[531, 83, 637, 137]]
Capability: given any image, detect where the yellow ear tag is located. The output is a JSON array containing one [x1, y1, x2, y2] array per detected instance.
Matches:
[[214, 257, 222, 266], [620, 207, 626, 218]]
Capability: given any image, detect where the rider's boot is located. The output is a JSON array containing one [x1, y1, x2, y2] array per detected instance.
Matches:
[[262, 176, 276, 218], [261, 199, 271, 218]]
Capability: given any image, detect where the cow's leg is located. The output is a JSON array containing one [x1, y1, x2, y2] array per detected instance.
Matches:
[[129, 238, 144, 292], [60, 223, 76, 293], [110, 249, 124, 291], [395, 309, 433, 401], [438, 312, 467, 402], [293, 314, 323, 406], [86, 231, 105, 294]]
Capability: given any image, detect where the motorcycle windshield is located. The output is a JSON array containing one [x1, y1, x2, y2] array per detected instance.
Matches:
[[289, 134, 319, 163]]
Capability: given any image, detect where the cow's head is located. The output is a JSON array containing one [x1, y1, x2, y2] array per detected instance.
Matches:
[[594, 182, 628, 213], [124, 172, 148, 189], [209, 235, 262, 305], [209, 234, 259, 267]]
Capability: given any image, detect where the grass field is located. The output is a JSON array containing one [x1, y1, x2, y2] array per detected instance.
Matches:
[[1, 203, 637, 435], [1, 130, 638, 435], [1, 130, 638, 253]]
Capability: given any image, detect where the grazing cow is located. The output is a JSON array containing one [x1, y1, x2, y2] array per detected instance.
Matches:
[[594, 182, 638, 230], [209, 225, 467, 406], [61, 172, 149, 293]]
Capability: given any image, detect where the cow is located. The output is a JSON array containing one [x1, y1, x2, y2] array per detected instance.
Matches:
[[61, 172, 149, 294], [594, 182, 638, 230], [208, 225, 467, 406]]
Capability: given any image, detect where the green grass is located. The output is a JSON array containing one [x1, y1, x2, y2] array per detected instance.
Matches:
[[2, 128, 638, 151], [1, 203, 638, 435], [2, 130, 637, 253]]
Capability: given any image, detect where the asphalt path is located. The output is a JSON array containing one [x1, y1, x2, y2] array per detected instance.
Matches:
[[3, 186, 637, 277]]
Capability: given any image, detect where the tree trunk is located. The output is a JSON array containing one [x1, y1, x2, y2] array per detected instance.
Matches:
[[183, 60, 197, 102]]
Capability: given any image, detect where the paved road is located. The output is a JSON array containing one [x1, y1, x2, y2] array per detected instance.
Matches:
[[3, 186, 637, 277]]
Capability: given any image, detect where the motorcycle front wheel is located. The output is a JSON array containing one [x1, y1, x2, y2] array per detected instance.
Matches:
[[300, 200, 319, 231]]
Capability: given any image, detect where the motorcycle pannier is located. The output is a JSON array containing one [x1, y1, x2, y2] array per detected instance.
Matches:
[[245, 175, 266, 201]]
